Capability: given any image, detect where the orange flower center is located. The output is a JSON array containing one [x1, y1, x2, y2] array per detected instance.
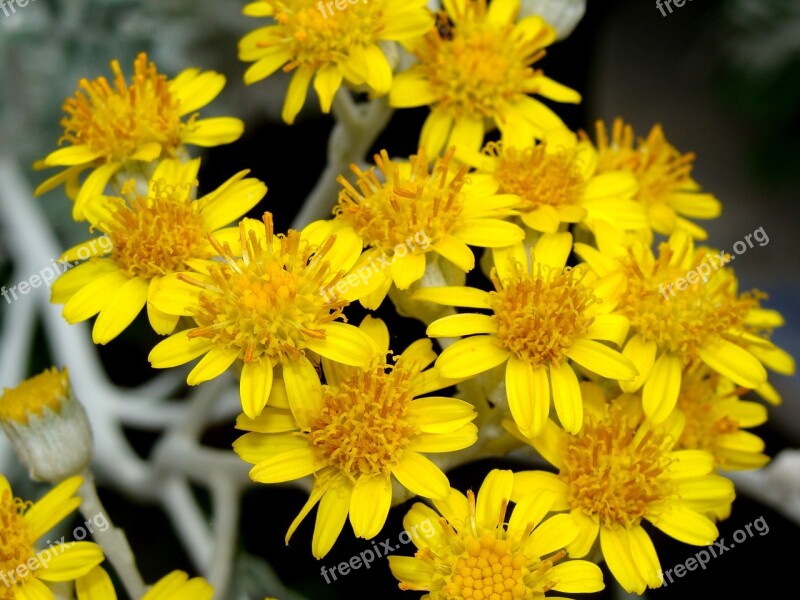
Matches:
[[306, 363, 417, 480], [0, 489, 35, 593], [186, 214, 343, 364], [491, 142, 585, 211], [489, 264, 596, 367], [561, 404, 673, 527], [334, 149, 464, 251], [415, 3, 548, 120], [60, 53, 187, 162], [104, 180, 208, 279]]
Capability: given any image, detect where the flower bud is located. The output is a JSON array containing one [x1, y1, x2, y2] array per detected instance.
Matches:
[[0, 368, 93, 482]]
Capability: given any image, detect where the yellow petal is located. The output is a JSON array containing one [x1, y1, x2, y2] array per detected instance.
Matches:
[[449, 116, 484, 154], [387, 556, 434, 588], [282, 67, 314, 125], [391, 451, 450, 499], [412, 286, 491, 308], [565, 338, 638, 380], [585, 314, 629, 347], [306, 321, 375, 366], [312, 479, 353, 558], [240, 358, 274, 419], [434, 236, 475, 272], [549, 362, 582, 434], [436, 335, 511, 378], [507, 489, 556, 537], [524, 513, 579, 556], [565, 509, 599, 558], [182, 117, 244, 147], [92, 277, 149, 344], [427, 313, 497, 337], [44, 145, 103, 166], [349, 475, 392, 539], [506, 357, 550, 438], [313, 64, 343, 113], [244, 49, 292, 84], [62, 271, 128, 323], [627, 525, 663, 589], [599, 526, 645, 594], [187, 347, 239, 385], [282, 355, 323, 428], [409, 424, 477, 452], [249, 445, 320, 483], [548, 560, 605, 594], [408, 397, 477, 433], [24, 476, 82, 539], [233, 432, 306, 465], [648, 505, 718, 546], [476, 469, 514, 529], [389, 70, 436, 108], [391, 252, 427, 289], [75, 566, 116, 600], [36, 542, 105, 582], [72, 163, 121, 220], [533, 232, 572, 273], [642, 352, 683, 423], [452, 219, 525, 247], [619, 334, 657, 393], [148, 331, 215, 369], [420, 109, 453, 158], [171, 70, 226, 116], [512, 471, 569, 511]]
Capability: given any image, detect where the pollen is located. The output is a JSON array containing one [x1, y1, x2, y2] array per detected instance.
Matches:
[[104, 180, 207, 279], [0, 368, 70, 426], [594, 119, 693, 210], [414, 3, 544, 120], [334, 149, 466, 251], [489, 142, 585, 210], [306, 363, 417, 481], [561, 403, 673, 527], [619, 242, 758, 358], [186, 214, 341, 364], [59, 53, 185, 162], [0, 488, 34, 593], [262, 0, 384, 71], [445, 534, 529, 600], [489, 264, 597, 368]]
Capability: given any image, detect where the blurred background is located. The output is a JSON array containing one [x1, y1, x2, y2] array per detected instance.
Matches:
[[0, 0, 797, 598]]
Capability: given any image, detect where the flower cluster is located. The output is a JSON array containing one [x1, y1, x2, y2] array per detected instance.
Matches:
[[15, 0, 794, 598]]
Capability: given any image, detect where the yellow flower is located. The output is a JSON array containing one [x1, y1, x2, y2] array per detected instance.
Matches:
[[234, 316, 478, 558], [329, 148, 523, 308], [50, 159, 267, 345], [0, 475, 104, 599], [463, 131, 646, 233], [415, 234, 637, 436], [239, 0, 434, 123], [148, 213, 376, 419], [0, 368, 92, 483], [388, 469, 604, 599], [76, 566, 213, 600], [35, 53, 244, 220], [575, 223, 795, 424], [390, 0, 580, 157], [591, 118, 722, 240], [512, 384, 735, 594], [676, 365, 770, 471]]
